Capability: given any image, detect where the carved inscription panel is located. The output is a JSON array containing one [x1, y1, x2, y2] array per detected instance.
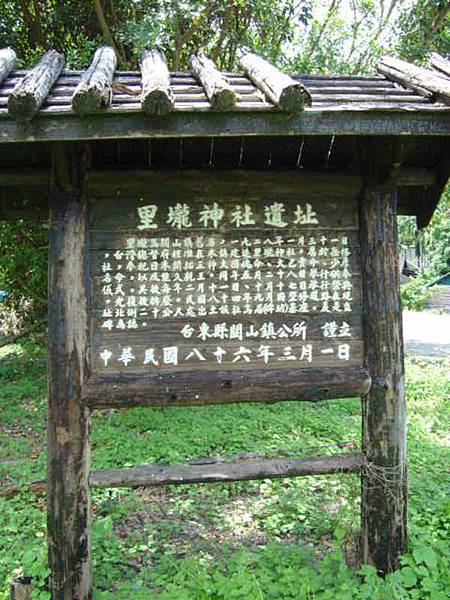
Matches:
[[89, 174, 363, 375]]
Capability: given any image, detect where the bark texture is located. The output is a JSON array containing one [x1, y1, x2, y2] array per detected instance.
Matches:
[[72, 46, 117, 116], [190, 52, 237, 110], [378, 55, 450, 104], [140, 49, 174, 116], [239, 52, 311, 111], [8, 50, 65, 120], [47, 143, 92, 599], [359, 183, 407, 575], [0, 47, 17, 85]]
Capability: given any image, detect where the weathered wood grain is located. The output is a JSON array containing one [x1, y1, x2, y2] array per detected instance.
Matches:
[[0, 47, 17, 85], [190, 53, 237, 110], [140, 49, 174, 116], [47, 143, 92, 599], [72, 46, 117, 116], [0, 109, 449, 145], [239, 52, 312, 111], [9, 578, 32, 600], [428, 52, 450, 79], [359, 181, 407, 574], [91, 452, 365, 487], [8, 50, 65, 121], [378, 56, 450, 104], [88, 172, 363, 385], [0, 451, 364, 497], [82, 365, 371, 408]]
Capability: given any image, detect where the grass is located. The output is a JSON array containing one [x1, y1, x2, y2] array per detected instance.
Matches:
[[0, 340, 449, 599]]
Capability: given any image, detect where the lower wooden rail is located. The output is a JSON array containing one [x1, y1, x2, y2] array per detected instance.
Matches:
[[91, 452, 365, 488], [0, 452, 364, 497]]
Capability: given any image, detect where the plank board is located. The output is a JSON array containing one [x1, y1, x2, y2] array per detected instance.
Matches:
[[88, 172, 364, 404]]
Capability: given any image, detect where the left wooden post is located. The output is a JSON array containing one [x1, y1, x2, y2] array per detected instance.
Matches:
[[47, 143, 92, 599]]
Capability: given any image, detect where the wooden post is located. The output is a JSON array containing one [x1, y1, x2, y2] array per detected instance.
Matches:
[[47, 143, 92, 599], [10, 578, 32, 600], [359, 182, 407, 574]]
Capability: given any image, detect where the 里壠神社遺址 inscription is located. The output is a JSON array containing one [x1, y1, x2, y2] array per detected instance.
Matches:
[[90, 196, 363, 374]]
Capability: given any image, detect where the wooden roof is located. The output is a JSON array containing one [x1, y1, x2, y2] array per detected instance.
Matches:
[[1, 70, 447, 116], [0, 48, 449, 142], [0, 48, 449, 226]]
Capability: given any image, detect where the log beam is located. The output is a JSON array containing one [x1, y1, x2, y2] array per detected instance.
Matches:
[[91, 452, 364, 488], [8, 50, 65, 121], [378, 56, 450, 104], [0, 452, 364, 497], [238, 52, 311, 112], [140, 49, 174, 116], [190, 52, 237, 110], [429, 52, 450, 79], [82, 366, 371, 409], [47, 143, 92, 599], [72, 46, 117, 116], [359, 177, 407, 574], [0, 47, 17, 85]]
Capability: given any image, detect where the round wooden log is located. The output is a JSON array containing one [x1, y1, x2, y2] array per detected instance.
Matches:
[[0, 47, 17, 85], [190, 52, 237, 110], [8, 50, 65, 121], [140, 49, 174, 116], [90, 452, 364, 488], [72, 46, 117, 116], [0, 451, 364, 497], [238, 52, 311, 112], [47, 144, 92, 598], [9, 578, 32, 600], [377, 55, 450, 105], [429, 52, 450, 78], [360, 182, 407, 574]]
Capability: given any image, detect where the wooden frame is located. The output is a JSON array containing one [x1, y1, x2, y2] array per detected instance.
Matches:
[[41, 140, 407, 597], [1, 109, 450, 145]]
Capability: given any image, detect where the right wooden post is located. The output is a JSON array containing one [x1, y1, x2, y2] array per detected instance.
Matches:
[[359, 182, 407, 574]]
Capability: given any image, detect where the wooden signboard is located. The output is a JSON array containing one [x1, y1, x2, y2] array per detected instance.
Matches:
[[85, 173, 367, 407], [46, 147, 406, 599]]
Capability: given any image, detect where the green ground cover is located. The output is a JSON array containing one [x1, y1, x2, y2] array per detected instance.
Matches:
[[0, 341, 449, 599]]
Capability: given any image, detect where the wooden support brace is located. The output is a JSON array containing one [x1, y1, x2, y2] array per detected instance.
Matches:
[[0, 47, 17, 85], [8, 50, 65, 121], [238, 51, 311, 112], [47, 143, 92, 599], [91, 452, 364, 488], [429, 52, 450, 79], [0, 452, 364, 497], [140, 49, 174, 116], [377, 55, 450, 104], [72, 46, 117, 116], [190, 52, 237, 110], [359, 181, 407, 575]]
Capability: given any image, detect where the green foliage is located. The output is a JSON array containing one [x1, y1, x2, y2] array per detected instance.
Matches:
[[0, 2, 449, 327], [401, 273, 434, 311], [0, 221, 47, 336], [399, 186, 450, 310], [396, 0, 450, 62], [1, 343, 449, 598]]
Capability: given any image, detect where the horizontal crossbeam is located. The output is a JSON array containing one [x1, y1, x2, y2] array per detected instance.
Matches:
[[82, 366, 371, 408], [91, 452, 365, 487], [0, 452, 364, 497]]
